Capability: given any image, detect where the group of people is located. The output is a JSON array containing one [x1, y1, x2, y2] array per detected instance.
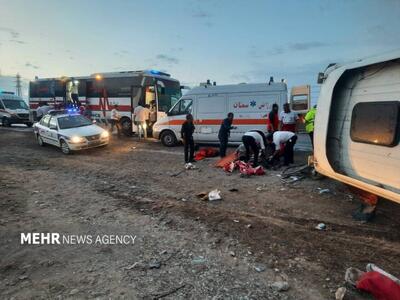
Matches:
[[109, 103, 152, 139], [180, 103, 316, 167]]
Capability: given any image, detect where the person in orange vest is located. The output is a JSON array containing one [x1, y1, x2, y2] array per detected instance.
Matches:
[[267, 103, 279, 133]]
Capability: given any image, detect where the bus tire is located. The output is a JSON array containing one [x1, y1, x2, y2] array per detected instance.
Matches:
[[120, 117, 132, 136], [160, 130, 177, 147]]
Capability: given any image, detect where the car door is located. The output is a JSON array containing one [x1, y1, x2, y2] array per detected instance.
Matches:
[[37, 115, 51, 142], [47, 116, 60, 146]]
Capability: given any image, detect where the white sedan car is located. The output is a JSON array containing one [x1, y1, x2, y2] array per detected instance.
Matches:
[[33, 112, 109, 154]]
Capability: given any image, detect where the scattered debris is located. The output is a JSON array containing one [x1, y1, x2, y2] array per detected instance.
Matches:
[[196, 192, 208, 201], [223, 160, 265, 176], [191, 256, 207, 265], [151, 284, 186, 299], [131, 146, 137, 150], [366, 263, 400, 284], [246, 224, 252, 228], [229, 251, 236, 257], [228, 188, 239, 192], [160, 250, 168, 255], [18, 275, 28, 280], [185, 163, 197, 170], [271, 281, 290, 292], [233, 219, 239, 223], [208, 189, 222, 201], [181, 198, 187, 202], [335, 287, 346, 300], [318, 188, 331, 194], [149, 261, 161, 269], [344, 265, 400, 299], [315, 223, 326, 230], [254, 265, 266, 272], [123, 262, 139, 270], [69, 289, 79, 295]]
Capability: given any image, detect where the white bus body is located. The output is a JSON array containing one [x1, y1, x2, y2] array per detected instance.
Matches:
[[29, 70, 181, 135], [314, 51, 400, 204], [153, 82, 310, 147]]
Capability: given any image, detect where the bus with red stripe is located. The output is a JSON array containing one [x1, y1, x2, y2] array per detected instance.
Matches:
[[29, 70, 182, 135], [152, 81, 310, 147]]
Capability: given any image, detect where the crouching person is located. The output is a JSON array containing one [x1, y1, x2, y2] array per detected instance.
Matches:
[[242, 130, 266, 167], [181, 113, 195, 164], [266, 131, 297, 166]]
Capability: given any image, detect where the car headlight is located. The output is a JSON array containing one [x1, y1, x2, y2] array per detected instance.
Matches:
[[70, 136, 84, 143], [100, 131, 109, 138]]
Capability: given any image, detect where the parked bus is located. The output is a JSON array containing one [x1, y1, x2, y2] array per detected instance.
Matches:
[[314, 51, 400, 204], [153, 80, 311, 146], [29, 70, 182, 135]]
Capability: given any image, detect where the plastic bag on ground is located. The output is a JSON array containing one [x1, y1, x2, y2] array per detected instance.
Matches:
[[208, 189, 222, 201]]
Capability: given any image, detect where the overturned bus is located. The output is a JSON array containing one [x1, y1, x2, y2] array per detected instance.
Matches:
[[314, 51, 400, 204]]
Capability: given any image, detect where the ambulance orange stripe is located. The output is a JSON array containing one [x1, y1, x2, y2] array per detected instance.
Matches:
[[158, 119, 267, 126]]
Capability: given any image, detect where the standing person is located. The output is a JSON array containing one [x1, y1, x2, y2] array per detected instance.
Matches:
[[133, 104, 146, 139], [280, 103, 299, 133], [181, 114, 195, 164], [36, 102, 51, 121], [304, 105, 317, 148], [110, 105, 121, 138], [218, 112, 235, 157], [241, 130, 266, 167], [70, 78, 80, 107], [83, 103, 92, 120], [266, 131, 297, 166], [143, 104, 151, 134], [267, 103, 279, 132]]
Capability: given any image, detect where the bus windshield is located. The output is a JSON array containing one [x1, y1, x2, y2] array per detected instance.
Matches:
[[157, 80, 182, 112], [2, 99, 29, 110]]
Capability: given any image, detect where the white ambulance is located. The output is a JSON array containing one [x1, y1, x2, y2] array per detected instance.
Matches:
[[153, 81, 309, 146], [0, 91, 32, 127]]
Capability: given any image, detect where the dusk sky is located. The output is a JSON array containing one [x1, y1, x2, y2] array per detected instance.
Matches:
[[1, 0, 400, 97]]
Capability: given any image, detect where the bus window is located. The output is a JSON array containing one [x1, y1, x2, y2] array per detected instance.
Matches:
[[29, 80, 65, 98], [157, 79, 182, 112]]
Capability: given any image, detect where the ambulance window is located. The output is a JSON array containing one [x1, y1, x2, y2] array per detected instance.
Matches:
[[169, 99, 192, 115], [40, 115, 51, 127], [350, 101, 399, 147]]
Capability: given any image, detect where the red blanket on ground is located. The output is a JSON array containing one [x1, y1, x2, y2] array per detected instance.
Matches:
[[223, 160, 265, 176], [357, 271, 400, 300], [195, 148, 219, 161]]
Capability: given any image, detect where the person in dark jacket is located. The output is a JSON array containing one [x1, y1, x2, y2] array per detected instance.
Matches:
[[181, 113, 195, 163], [267, 104, 279, 132], [218, 112, 235, 157]]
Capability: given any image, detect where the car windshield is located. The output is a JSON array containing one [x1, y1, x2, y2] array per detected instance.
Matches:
[[58, 115, 92, 129], [2, 99, 29, 110]]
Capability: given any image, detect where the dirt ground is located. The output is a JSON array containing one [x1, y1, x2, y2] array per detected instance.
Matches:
[[1, 127, 400, 300]]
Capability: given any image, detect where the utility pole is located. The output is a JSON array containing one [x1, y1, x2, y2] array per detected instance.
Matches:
[[16, 73, 22, 96]]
